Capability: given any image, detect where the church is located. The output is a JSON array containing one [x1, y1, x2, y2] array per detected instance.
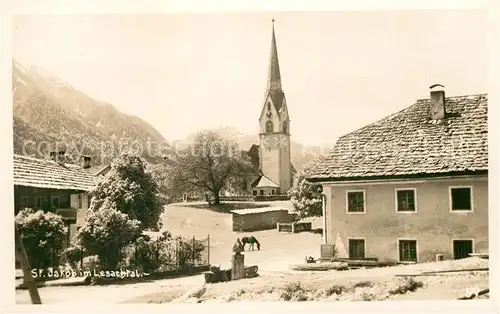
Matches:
[[245, 20, 296, 196]]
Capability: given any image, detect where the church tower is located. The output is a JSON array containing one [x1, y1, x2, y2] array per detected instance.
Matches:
[[259, 19, 292, 194]]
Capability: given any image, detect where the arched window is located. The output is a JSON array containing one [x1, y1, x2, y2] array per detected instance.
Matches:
[[265, 121, 273, 133], [283, 121, 288, 134], [267, 102, 271, 111]]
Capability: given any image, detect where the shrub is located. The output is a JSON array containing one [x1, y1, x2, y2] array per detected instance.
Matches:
[[388, 277, 424, 295], [175, 236, 206, 267], [73, 202, 142, 269], [15, 208, 68, 269], [354, 281, 374, 288], [129, 231, 205, 272], [90, 153, 165, 231], [287, 157, 325, 219], [326, 284, 346, 296], [281, 282, 309, 301], [131, 236, 166, 273], [61, 244, 85, 270]]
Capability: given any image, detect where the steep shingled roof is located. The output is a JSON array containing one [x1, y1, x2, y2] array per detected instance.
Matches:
[[307, 94, 488, 182], [14, 154, 98, 191], [252, 175, 280, 188]]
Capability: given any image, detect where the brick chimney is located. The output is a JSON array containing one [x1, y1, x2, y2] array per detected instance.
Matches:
[[49, 151, 57, 161], [57, 151, 66, 164], [81, 156, 92, 169], [429, 84, 446, 120]]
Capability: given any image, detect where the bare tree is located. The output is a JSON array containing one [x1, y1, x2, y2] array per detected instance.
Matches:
[[167, 130, 255, 205]]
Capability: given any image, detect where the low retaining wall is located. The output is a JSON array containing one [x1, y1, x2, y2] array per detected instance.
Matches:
[[254, 195, 290, 202], [219, 195, 290, 202], [232, 209, 297, 232], [277, 221, 312, 233]]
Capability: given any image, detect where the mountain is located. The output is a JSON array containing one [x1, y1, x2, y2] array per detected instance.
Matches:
[[12, 60, 168, 166], [171, 126, 332, 172]]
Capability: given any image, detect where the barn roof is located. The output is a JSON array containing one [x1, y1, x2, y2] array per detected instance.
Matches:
[[307, 94, 488, 182], [13, 154, 97, 191]]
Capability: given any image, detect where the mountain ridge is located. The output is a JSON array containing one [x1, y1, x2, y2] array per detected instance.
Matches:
[[12, 60, 168, 166], [12, 60, 330, 171]]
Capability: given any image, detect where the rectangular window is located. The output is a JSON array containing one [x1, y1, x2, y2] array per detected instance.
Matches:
[[78, 194, 83, 209], [453, 240, 474, 259], [396, 189, 416, 212], [34, 196, 45, 209], [253, 190, 257, 196], [346, 191, 365, 213], [59, 194, 70, 208], [450, 187, 472, 211], [399, 240, 417, 262], [19, 196, 30, 209], [260, 190, 264, 196], [51, 196, 60, 209], [348, 239, 366, 260], [272, 189, 275, 195]]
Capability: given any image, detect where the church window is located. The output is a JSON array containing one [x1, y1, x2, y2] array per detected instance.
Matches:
[[283, 121, 288, 133], [265, 121, 273, 133]]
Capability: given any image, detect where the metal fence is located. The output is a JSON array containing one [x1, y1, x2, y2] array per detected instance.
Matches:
[[75, 234, 211, 271]]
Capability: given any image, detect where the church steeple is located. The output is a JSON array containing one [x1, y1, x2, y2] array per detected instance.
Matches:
[[267, 19, 282, 92], [258, 18, 292, 195]]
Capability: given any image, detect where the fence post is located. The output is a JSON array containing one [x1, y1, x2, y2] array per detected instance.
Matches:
[[175, 239, 179, 268], [192, 235, 196, 265], [207, 234, 210, 265], [80, 248, 84, 269]]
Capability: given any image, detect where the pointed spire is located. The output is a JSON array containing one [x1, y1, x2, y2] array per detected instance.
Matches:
[[267, 19, 282, 91]]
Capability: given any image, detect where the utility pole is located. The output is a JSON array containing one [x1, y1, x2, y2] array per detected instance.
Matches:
[[14, 223, 42, 304]]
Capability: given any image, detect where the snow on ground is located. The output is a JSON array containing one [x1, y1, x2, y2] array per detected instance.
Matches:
[[15, 202, 489, 304]]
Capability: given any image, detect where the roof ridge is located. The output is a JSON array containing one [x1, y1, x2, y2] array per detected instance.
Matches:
[[14, 153, 84, 169], [337, 92, 488, 142], [308, 91, 488, 181], [415, 93, 488, 102]]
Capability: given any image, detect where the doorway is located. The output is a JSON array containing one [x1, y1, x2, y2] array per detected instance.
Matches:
[[453, 239, 474, 259]]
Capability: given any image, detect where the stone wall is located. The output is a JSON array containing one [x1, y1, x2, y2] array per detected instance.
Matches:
[[232, 209, 297, 232]]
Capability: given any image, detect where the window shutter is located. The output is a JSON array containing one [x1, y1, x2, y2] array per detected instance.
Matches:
[[76, 209, 86, 227], [68, 224, 78, 242], [82, 193, 89, 209], [70, 194, 79, 208]]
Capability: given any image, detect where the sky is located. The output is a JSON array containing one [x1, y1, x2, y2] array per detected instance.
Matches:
[[12, 10, 489, 146]]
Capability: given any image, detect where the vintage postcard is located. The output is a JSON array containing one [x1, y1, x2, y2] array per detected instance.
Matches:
[[2, 1, 497, 313]]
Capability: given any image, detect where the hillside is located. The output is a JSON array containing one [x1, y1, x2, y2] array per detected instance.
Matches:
[[12, 60, 168, 166], [172, 126, 331, 172]]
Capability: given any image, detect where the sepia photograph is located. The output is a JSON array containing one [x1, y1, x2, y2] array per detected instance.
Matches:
[[4, 4, 495, 310]]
